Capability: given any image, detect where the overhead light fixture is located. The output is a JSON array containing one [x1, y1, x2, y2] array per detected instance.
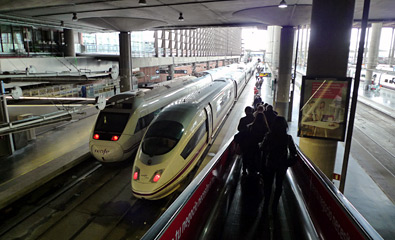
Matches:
[[138, 0, 147, 5], [178, 12, 184, 22], [278, 0, 288, 8], [72, 13, 78, 21]]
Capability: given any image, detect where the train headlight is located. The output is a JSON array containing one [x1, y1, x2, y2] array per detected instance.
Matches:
[[133, 167, 140, 180], [111, 135, 119, 141], [151, 169, 164, 183], [93, 134, 100, 140]]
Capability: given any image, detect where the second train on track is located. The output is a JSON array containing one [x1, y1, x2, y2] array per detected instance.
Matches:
[[131, 62, 255, 200], [89, 62, 255, 163]]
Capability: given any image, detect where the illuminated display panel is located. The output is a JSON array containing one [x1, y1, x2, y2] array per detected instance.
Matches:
[[298, 76, 351, 141]]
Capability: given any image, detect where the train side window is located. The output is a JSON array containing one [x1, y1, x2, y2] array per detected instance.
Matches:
[[134, 108, 165, 134], [135, 118, 143, 133], [144, 112, 155, 126], [181, 123, 207, 159]]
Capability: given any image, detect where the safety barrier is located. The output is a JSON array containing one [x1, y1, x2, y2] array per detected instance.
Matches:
[[142, 139, 383, 240]]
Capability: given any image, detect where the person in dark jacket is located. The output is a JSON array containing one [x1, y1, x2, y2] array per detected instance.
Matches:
[[237, 106, 254, 132], [236, 106, 255, 175], [244, 113, 269, 175], [264, 105, 277, 128], [253, 94, 262, 111], [261, 116, 297, 213], [253, 104, 265, 117]]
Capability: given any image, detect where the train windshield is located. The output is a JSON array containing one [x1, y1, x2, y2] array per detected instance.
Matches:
[[94, 112, 130, 134], [142, 120, 184, 156]]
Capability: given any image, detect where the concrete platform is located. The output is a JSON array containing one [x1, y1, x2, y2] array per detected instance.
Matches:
[[0, 111, 97, 210]]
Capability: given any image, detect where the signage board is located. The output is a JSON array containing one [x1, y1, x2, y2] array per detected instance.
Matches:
[[259, 72, 271, 77], [297, 76, 351, 141]]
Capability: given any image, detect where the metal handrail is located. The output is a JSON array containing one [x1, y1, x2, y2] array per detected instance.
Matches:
[[295, 146, 383, 239]]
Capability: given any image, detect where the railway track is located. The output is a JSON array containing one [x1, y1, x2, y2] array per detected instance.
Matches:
[[0, 158, 177, 240], [349, 102, 395, 203]]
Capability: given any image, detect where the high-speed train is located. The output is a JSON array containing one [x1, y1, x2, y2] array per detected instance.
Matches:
[[131, 63, 255, 200], [89, 65, 243, 163]]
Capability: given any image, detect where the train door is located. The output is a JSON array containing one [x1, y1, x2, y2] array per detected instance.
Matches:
[[204, 105, 213, 142], [245, 72, 248, 83], [232, 80, 238, 100]]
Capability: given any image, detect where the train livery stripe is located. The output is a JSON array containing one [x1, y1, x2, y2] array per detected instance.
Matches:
[[132, 142, 208, 197]]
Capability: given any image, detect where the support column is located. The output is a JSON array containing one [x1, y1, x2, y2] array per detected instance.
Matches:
[[388, 28, 395, 66], [63, 29, 75, 57], [363, 27, 370, 65], [266, 26, 273, 64], [304, 25, 310, 67], [119, 32, 133, 92], [192, 62, 196, 75], [298, 26, 305, 67], [168, 64, 174, 80], [353, 28, 360, 64], [365, 22, 382, 89], [275, 26, 295, 117], [299, 0, 355, 179], [272, 26, 281, 76], [154, 31, 159, 57], [78, 32, 85, 53]]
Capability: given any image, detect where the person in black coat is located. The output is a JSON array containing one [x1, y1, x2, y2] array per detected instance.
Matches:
[[237, 106, 254, 132], [253, 94, 263, 111], [264, 105, 277, 128], [236, 106, 255, 175], [261, 116, 297, 213], [244, 113, 269, 175]]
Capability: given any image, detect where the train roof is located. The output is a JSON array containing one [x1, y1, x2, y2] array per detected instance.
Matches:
[[182, 80, 229, 105], [107, 91, 139, 103], [103, 75, 203, 108], [103, 65, 237, 110], [154, 103, 202, 128], [153, 79, 231, 125]]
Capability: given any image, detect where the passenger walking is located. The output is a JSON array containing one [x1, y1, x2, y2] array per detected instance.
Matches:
[[237, 106, 255, 132], [235, 106, 255, 175], [261, 116, 297, 214], [245, 113, 269, 174], [253, 104, 264, 117], [253, 95, 263, 111], [264, 105, 277, 128], [258, 78, 263, 89]]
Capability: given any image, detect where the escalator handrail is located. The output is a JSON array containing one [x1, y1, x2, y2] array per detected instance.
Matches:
[[295, 146, 383, 240]]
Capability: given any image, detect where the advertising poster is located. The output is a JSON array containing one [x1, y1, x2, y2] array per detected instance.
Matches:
[[297, 76, 351, 141]]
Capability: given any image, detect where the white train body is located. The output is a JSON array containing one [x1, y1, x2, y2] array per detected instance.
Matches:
[[89, 73, 214, 163], [131, 77, 239, 200], [89, 63, 255, 163]]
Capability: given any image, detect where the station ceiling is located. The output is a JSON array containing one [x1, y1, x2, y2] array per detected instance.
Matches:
[[0, 0, 394, 32]]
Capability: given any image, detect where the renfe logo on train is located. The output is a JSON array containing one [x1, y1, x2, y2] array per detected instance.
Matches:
[[94, 148, 110, 155]]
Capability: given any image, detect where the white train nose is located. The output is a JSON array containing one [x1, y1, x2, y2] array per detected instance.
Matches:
[[90, 143, 123, 162]]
